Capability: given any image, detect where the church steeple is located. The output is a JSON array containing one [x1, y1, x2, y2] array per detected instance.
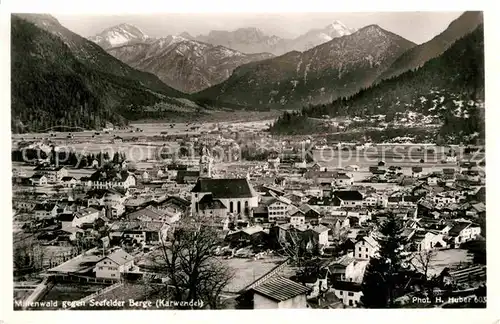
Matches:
[[199, 144, 213, 178]]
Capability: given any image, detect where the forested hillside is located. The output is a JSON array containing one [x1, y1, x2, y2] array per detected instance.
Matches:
[[270, 24, 484, 143], [11, 16, 199, 133]]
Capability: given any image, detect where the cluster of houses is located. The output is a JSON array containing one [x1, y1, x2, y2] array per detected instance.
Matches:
[[12, 142, 486, 309]]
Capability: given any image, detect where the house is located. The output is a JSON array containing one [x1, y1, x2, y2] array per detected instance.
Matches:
[[89, 169, 136, 189], [432, 192, 457, 205], [12, 168, 27, 177], [29, 174, 48, 186], [445, 221, 481, 247], [333, 173, 354, 187], [13, 199, 37, 212], [411, 230, 447, 251], [127, 206, 179, 224], [332, 190, 364, 207], [225, 225, 267, 246], [191, 178, 259, 218], [109, 221, 169, 246], [252, 203, 269, 223], [176, 170, 200, 184], [327, 255, 356, 282], [61, 176, 78, 188], [272, 224, 329, 251], [59, 207, 100, 229], [265, 196, 294, 222], [307, 291, 345, 309], [33, 165, 68, 183], [321, 215, 350, 232], [34, 203, 58, 220], [197, 194, 227, 218], [298, 204, 321, 225], [94, 248, 135, 280], [251, 275, 310, 309], [298, 268, 329, 298], [354, 236, 379, 260], [150, 196, 190, 215], [331, 281, 363, 307], [289, 210, 306, 226]]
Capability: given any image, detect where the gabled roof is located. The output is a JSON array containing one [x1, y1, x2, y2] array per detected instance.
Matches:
[[102, 248, 133, 265], [359, 236, 379, 248], [74, 207, 100, 218], [58, 213, 75, 222], [299, 204, 319, 214], [333, 190, 363, 201], [448, 222, 471, 236], [110, 221, 165, 232], [331, 255, 355, 267], [191, 178, 256, 199], [198, 194, 227, 210], [331, 281, 362, 292], [31, 174, 47, 180], [61, 176, 76, 181], [252, 275, 310, 302], [242, 225, 264, 235]]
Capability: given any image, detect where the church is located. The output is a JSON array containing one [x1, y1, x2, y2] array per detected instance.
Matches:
[[190, 145, 259, 218]]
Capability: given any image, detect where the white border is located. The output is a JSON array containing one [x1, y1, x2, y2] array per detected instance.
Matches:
[[1, 1, 499, 324]]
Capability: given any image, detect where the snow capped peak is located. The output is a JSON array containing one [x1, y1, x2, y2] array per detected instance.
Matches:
[[326, 20, 349, 30], [90, 23, 148, 48], [322, 20, 353, 37]]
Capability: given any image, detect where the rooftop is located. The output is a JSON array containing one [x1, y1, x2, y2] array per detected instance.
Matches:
[[191, 178, 257, 199], [252, 275, 310, 302], [333, 190, 363, 201]]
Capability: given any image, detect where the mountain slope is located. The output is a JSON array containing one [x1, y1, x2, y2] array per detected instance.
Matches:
[[88, 23, 149, 49], [15, 14, 184, 97], [11, 15, 203, 133], [196, 25, 415, 109], [107, 36, 274, 93], [271, 25, 485, 143], [378, 11, 483, 81]]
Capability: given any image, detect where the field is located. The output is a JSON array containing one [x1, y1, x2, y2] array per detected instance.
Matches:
[[39, 282, 104, 305], [410, 249, 471, 278]]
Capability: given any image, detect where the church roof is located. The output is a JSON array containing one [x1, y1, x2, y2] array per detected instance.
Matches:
[[191, 178, 257, 198]]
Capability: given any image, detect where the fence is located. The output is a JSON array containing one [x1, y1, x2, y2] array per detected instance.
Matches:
[[76, 281, 124, 304]]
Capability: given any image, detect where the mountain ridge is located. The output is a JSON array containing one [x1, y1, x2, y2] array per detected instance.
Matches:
[[377, 11, 483, 81], [106, 35, 275, 93], [11, 14, 208, 133], [195, 24, 416, 109]]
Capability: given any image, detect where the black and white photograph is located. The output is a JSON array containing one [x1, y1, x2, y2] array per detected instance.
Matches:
[[5, 5, 490, 313]]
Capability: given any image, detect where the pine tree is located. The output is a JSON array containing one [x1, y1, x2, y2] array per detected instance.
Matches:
[[361, 213, 405, 308]]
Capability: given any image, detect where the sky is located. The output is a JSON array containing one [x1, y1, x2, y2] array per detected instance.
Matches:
[[53, 11, 465, 44]]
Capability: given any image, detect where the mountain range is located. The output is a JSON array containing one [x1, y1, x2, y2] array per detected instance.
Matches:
[[107, 36, 274, 93], [88, 21, 356, 56], [88, 23, 149, 49], [191, 21, 356, 55], [195, 25, 416, 109], [11, 14, 206, 133], [11, 12, 485, 138]]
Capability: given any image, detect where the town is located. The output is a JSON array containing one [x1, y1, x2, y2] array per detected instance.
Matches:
[[12, 121, 486, 310]]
